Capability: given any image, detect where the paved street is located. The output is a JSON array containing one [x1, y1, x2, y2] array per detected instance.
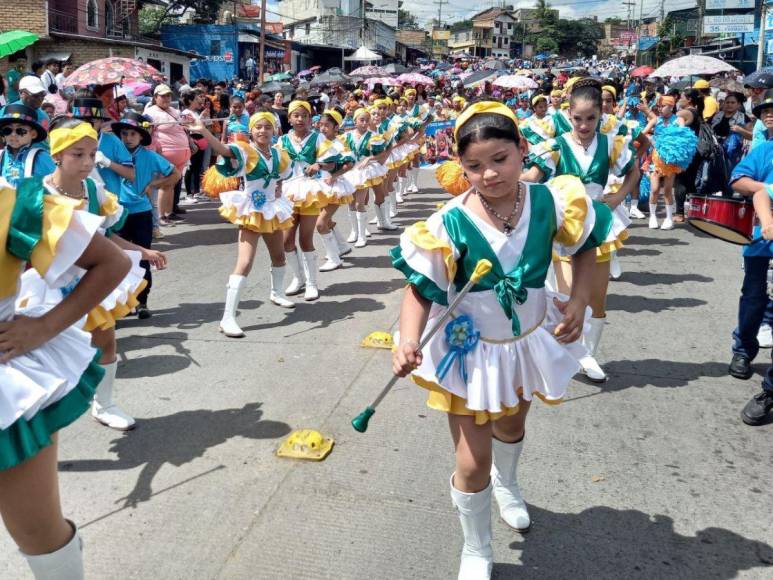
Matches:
[[2, 172, 773, 579]]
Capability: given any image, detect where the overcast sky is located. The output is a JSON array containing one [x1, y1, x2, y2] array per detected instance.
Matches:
[[265, 0, 699, 28]]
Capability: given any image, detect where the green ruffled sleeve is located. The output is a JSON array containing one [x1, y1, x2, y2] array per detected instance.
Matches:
[[215, 144, 245, 177], [575, 200, 613, 254], [390, 244, 449, 306]]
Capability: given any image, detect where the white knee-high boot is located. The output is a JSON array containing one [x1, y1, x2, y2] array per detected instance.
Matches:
[[346, 208, 358, 243], [302, 251, 319, 301], [491, 438, 530, 532], [388, 190, 398, 218], [375, 203, 398, 231], [92, 361, 135, 430], [355, 211, 369, 248], [285, 250, 305, 296], [332, 225, 352, 256], [319, 232, 343, 272], [450, 476, 493, 580], [23, 521, 84, 580], [219, 274, 246, 337], [396, 176, 406, 202], [609, 251, 622, 280], [648, 204, 658, 229], [579, 316, 607, 382], [269, 266, 294, 308]]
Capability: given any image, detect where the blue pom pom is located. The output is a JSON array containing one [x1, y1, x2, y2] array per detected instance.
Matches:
[[653, 123, 698, 169], [639, 173, 651, 203]]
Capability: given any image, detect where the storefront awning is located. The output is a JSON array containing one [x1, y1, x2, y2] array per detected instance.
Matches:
[[39, 51, 72, 62], [239, 34, 258, 44]]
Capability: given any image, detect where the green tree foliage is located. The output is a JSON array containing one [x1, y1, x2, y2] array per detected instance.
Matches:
[[398, 9, 420, 30], [450, 19, 473, 33], [526, 1, 603, 58], [139, 0, 227, 34]]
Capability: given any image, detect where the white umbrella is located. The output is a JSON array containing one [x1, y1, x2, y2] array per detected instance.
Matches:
[[344, 46, 382, 62], [650, 55, 737, 79], [493, 75, 538, 90]]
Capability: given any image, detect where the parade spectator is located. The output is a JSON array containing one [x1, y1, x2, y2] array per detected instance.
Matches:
[[39, 59, 59, 94], [0, 77, 5, 107], [54, 62, 73, 89], [180, 90, 209, 202], [5, 54, 25, 103], [11, 76, 51, 131], [145, 83, 192, 225], [245, 55, 256, 82], [272, 91, 290, 133], [694, 79, 718, 120], [711, 91, 753, 169]]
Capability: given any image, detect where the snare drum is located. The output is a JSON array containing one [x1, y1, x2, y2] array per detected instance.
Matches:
[[686, 195, 755, 245]]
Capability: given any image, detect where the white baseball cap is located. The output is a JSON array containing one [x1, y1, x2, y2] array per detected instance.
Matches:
[[19, 76, 47, 95]]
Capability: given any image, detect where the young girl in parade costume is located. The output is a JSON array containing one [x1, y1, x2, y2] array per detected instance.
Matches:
[[277, 100, 340, 301], [403, 88, 423, 193], [0, 104, 56, 187], [190, 112, 296, 337], [642, 94, 699, 230], [518, 94, 556, 148], [316, 107, 355, 272], [392, 102, 612, 580], [343, 108, 388, 248], [522, 78, 638, 383], [21, 120, 166, 431], [367, 106, 399, 232], [0, 175, 129, 579]]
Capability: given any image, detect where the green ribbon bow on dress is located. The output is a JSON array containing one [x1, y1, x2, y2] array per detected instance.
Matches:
[[494, 266, 529, 336]]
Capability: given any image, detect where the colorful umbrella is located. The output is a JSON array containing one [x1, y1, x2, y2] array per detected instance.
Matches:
[[629, 65, 654, 78], [0, 30, 39, 59], [493, 75, 538, 90], [122, 81, 152, 97], [650, 55, 737, 79], [63, 57, 163, 87], [397, 72, 434, 85], [349, 65, 388, 78], [365, 76, 399, 87], [743, 68, 773, 89]]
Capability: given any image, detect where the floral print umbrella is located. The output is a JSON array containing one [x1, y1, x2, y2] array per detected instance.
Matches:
[[62, 57, 164, 88]]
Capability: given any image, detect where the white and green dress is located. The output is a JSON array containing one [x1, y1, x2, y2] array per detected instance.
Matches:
[[0, 176, 106, 470], [527, 129, 635, 257], [390, 177, 613, 424], [340, 130, 388, 189], [277, 130, 340, 213]]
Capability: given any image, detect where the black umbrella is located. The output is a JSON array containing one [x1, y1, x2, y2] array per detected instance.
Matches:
[[743, 69, 773, 89], [310, 70, 351, 86], [462, 69, 499, 87], [260, 81, 294, 95], [482, 60, 507, 70]]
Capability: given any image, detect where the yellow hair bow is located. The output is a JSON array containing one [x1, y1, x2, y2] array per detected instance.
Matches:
[[50, 123, 98, 156], [249, 111, 277, 131], [323, 109, 343, 126], [288, 100, 312, 115], [453, 101, 519, 141], [602, 85, 617, 99], [353, 108, 370, 121]]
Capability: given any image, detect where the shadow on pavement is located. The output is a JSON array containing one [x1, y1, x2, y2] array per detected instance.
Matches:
[[617, 248, 662, 257], [60, 402, 291, 508], [241, 297, 386, 333], [118, 300, 263, 330], [341, 254, 394, 269], [323, 279, 404, 297], [606, 295, 707, 314], [602, 359, 728, 391], [625, 235, 690, 247], [155, 225, 236, 250], [493, 505, 773, 579], [615, 271, 714, 286]]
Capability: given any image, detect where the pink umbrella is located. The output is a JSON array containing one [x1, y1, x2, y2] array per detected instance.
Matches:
[[365, 76, 399, 86], [493, 75, 538, 90], [122, 81, 152, 96], [349, 65, 388, 78], [397, 72, 434, 85], [63, 57, 163, 87]]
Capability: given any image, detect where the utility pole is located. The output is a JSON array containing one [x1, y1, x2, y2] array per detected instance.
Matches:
[[697, 0, 705, 47], [758, 2, 768, 70], [259, 0, 266, 82], [361, 0, 366, 44], [635, 0, 644, 65], [623, 1, 635, 52], [434, 0, 447, 27]]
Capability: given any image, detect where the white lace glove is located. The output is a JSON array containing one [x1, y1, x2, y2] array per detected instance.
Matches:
[[95, 151, 112, 169]]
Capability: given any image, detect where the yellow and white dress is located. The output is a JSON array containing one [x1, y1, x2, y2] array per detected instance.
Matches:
[[1, 176, 107, 469], [19, 175, 147, 331], [320, 138, 356, 205], [390, 177, 613, 424], [214, 141, 295, 233], [340, 129, 388, 189], [278, 130, 339, 215]]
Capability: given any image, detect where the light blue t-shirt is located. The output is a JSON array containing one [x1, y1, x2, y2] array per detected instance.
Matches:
[[731, 138, 773, 257], [120, 146, 173, 214], [0, 145, 56, 187], [97, 131, 133, 198]]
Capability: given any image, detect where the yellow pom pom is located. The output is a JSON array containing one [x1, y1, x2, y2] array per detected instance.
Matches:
[[202, 166, 240, 199], [435, 160, 470, 197]]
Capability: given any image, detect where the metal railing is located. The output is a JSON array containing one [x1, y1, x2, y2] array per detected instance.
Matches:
[[48, 8, 78, 34]]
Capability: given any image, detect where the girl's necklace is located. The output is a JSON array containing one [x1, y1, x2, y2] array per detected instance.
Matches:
[[571, 132, 595, 153], [49, 177, 84, 200], [477, 182, 524, 237]]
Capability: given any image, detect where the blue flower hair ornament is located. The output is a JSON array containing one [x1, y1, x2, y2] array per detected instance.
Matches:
[[436, 315, 480, 383]]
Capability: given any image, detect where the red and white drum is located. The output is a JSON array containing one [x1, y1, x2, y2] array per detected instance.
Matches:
[[686, 195, 755, 245]]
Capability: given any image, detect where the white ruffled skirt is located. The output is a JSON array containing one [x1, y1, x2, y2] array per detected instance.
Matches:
[[219, 187, 294, 232], [411, 287, 589, 415], [282, 175, 331, 210], [346, 160, 387, 190], [320, 173, 356, 204], [1, 300, 96, 431]]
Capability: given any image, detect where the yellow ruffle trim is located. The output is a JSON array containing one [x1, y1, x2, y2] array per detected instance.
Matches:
[[609, 134, 627, 168], [218, 205, 294, 233], [435, 160, 470, 196], [406, 220, 457, 281], [202, 166, 240, 198], [547, 175, 589, 247], [292, 190, 329, 212], [652, 151, 683, 176], [360, 177, 384, 188], [552, 228, 627, 263], [99, 191, 122, 219], [85, 279, 148, 332], [329, 194, 354, 206], [412, 375, 562, 426]]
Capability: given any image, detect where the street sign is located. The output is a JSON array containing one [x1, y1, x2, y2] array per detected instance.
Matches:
[[706, 0, 754, 8], [703, 14, 755, 34]]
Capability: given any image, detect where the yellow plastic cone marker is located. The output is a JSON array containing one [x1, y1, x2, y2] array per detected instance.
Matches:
[[276, 429, 334, 461], [360, 331, 394, 350]]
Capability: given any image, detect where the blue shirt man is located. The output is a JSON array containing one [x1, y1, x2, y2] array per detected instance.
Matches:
[[97, 131, 134, 196]]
